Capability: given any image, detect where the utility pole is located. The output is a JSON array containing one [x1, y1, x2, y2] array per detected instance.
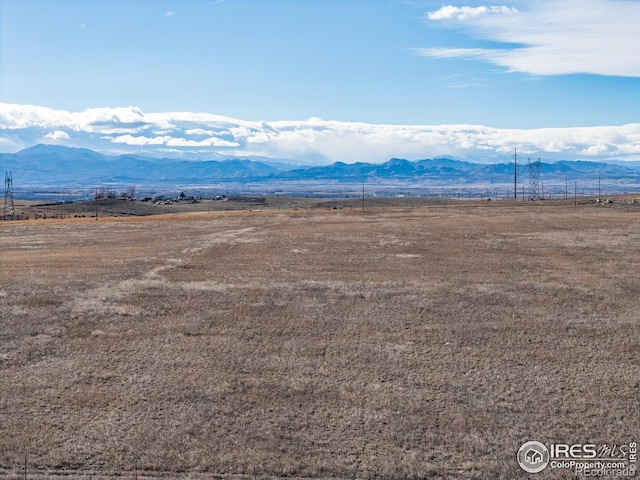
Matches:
[[574, 181, 577, 207], [565, 178, 568, 202], [362, 181, 365, 212], [598, 176, 601, 202], [95, 187, 98, 220], [514, 149, 517, 199]]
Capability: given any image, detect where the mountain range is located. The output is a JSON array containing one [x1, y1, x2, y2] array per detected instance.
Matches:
[[2, 144, 640, 189]]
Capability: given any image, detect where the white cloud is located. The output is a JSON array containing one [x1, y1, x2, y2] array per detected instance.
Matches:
[[107, 134, 169, 146], [1, 103, 640, 162], [107, 134, 239, 148], [428, 5, 517, 20], [44, 130, 70, 142], [164, 11, 176, 17], [185, 128, 217, 136], [421, 0, 640, 77], [0, 103, 154, 133]]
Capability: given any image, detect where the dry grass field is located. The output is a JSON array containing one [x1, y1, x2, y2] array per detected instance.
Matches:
[[19, 195, 467, 220], [1, 203, 639, 479]]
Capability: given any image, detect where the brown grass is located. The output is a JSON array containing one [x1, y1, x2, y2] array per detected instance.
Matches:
[[1, 203, 639, 479]]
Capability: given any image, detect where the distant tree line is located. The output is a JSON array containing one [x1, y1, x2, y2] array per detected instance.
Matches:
[[95, 185, 136, 200]]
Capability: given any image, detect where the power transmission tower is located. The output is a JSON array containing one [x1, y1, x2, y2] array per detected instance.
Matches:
[[527, 158, 541, 200], [3, 171, 15, 220]]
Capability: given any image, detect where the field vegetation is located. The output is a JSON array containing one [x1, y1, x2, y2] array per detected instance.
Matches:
[[1, 202, 639, 478]]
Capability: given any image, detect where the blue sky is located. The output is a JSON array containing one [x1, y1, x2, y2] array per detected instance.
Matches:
[[0, 0, 639, 163]]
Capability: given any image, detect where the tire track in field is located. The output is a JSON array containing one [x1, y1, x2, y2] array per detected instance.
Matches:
[[70, 227, 258, 318]]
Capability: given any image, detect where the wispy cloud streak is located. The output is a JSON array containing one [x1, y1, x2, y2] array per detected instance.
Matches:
[[427, 5, 518, 20], [418, 0, 640, 77]]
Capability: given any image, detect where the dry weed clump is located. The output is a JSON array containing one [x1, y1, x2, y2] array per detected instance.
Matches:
[[1, 204, 639, 479]]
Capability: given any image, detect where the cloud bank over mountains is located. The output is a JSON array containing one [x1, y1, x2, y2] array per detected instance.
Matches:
[[1, 103, 639, 164]]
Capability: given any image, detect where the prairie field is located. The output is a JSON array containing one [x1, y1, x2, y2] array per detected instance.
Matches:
[[0, 203, 639, 479]]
